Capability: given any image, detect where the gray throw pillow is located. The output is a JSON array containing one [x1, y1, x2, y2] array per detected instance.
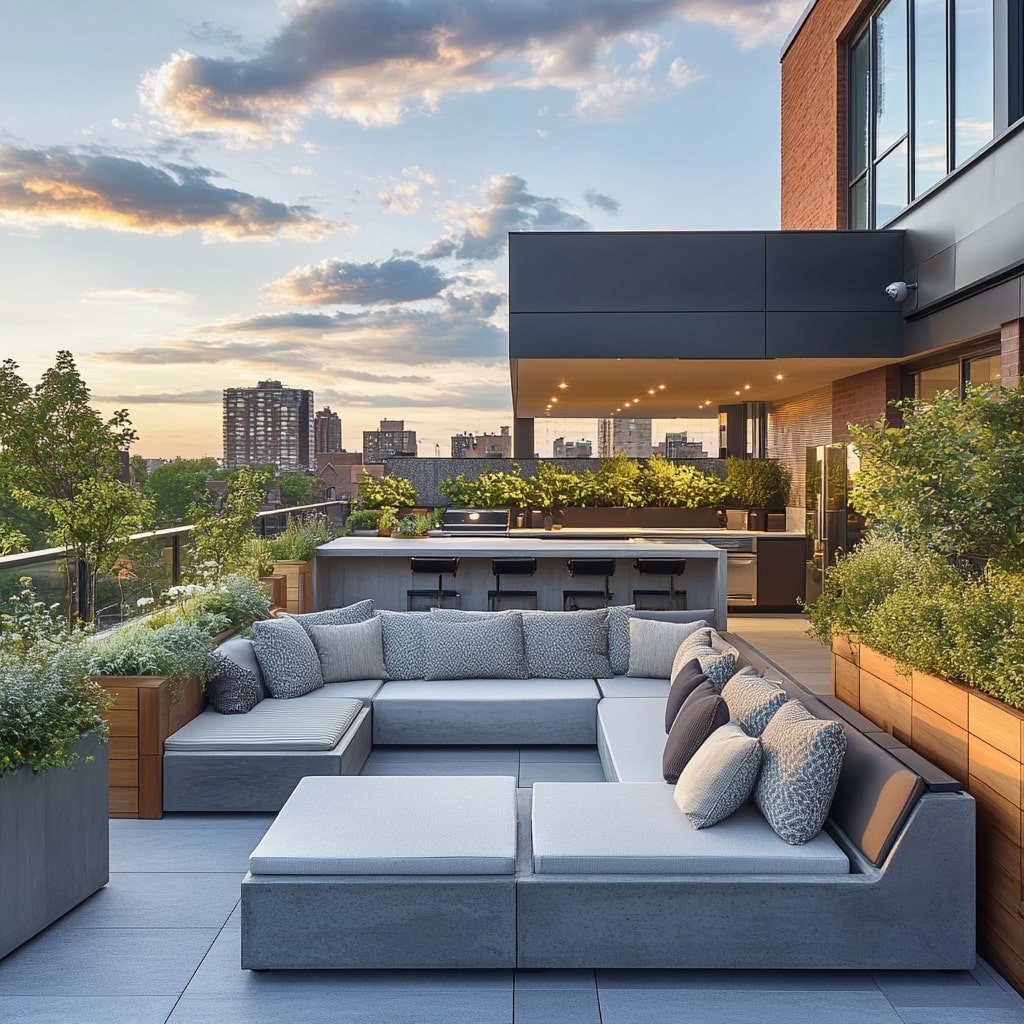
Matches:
[[626, 618, 709, 679], [207, 637, 266, 714], [521, 609, 613, 679], [421, 612, 527, 680], [662, 680, 730, 783], [695, 651, 736, 692], [605, 604, 637, 675], [306, 617, 386, 683], [754, 700, 848, 845], [665, 657, 708, 732], [675, 721, 764, 828], [375, 610, 429, 680], [250, 615, 324, 698], [721, 672, 788, 737], [672, 626, 715, 668], [278, 600, 375, 631]]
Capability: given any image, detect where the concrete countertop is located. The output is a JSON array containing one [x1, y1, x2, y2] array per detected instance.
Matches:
[[317, 536, 726, 559]]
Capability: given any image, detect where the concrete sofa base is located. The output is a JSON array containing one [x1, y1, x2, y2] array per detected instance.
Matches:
[[163, 707, 372, 812]]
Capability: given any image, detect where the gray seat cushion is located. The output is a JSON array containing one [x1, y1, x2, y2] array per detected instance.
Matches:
[[531, 783, 850, 875], [597, 676, 670, 698], [248, 775, 518, 875], [164, 697, 363, 751], [597, 698, 667, 782]]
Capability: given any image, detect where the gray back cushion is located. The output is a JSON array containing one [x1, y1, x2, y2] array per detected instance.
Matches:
[[607, 607, 717, 675], [626, 618, 709, 679], [306, 617, 386, 683], [522, 609, 612, 679], [662, 680, 730, 783], [278, 600, 374, 631], [421, 612, 527, 680], [376, 610, 429, 680]]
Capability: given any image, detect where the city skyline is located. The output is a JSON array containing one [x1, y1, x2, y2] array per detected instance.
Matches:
[[1, 1, 797, 460]]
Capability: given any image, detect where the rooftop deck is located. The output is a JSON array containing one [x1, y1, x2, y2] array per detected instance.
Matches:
[[1, 615, 1022, 1023]]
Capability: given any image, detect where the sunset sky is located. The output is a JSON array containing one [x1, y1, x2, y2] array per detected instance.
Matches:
[[0, 1, 800, 460]]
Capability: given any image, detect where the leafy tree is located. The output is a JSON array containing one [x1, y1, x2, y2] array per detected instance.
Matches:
[[146, 458, 219, 525], [850, 383, 1024, 568], [129, 454, 148, 486], [0, 352, 153, 623], [277, 471, 314, 508], [186, 465, 271, 581]]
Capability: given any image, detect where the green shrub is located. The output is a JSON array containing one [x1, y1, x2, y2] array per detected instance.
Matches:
[[724, 458, 790, 508], [345, 508, 383, 531], [356, 472, 419, 509], [267, 513, 335, 561]]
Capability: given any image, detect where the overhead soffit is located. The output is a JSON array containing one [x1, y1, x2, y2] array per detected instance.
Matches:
[[511, 356, 896, 419]]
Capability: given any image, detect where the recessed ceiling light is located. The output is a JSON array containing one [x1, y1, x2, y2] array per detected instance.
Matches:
[[648, 389, 655, 395], [735, 390, 741, 396], [744, 385, 751, 391], [659, 384, 666, 390], [775, 374, 784, 381], [550, 397, 558, 403], [558, 382, 568, 390]]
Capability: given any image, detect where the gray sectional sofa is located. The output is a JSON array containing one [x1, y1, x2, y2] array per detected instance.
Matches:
[[161, 602, 976, 972]]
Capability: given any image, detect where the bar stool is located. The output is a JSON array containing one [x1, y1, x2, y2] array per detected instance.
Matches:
[[488, 558, 538, 611], [632, 558, 687, 610], [407, 557, 460, 610], [563, 559, 615, 611]]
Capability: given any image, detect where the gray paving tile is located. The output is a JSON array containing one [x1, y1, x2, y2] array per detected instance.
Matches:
[[0, 996, 178, 1024], [514, 969, 597, 989], [364, 746, 520, 764], [596, 968, 879, 991], [872, 969, 1024, 1007], [519, 747, 603, 764], [514, 987, 600, 1023], [597, 988, 902, 1024], [169, 987, 513, 1024], [517, 761, 607, 786], [0, 927, 219, 996], [109, 818, 272, 872], [896, 1009, 1024, 1024], [49, 872, 241, 930], [362, 760, 521, 777]]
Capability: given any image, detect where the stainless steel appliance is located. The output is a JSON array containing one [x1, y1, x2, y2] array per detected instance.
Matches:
[[805, 444, 864, 603], [439, 508, 510, 536], [710, 535, 757, 607]]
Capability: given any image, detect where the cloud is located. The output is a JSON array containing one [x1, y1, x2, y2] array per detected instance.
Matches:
[[267, 257, 453, 305], [584, 188, 620, 214], [341, 382, 512, 410], [0, 145, 340, 240], [81, 287, 195, 305], [379, 166, 436, 215], [141, 0, 793, 141], [422, 173, 590, 263], [93, 389, 223, 404]]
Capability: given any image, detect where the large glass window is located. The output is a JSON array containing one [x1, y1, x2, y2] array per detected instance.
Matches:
[[848, 0, 997, 226]]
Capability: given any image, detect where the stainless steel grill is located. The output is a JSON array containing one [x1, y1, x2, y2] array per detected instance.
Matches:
[[439, 508, 510, 536]]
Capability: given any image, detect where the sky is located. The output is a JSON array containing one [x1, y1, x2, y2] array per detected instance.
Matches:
[[0, 0, 802, 462]]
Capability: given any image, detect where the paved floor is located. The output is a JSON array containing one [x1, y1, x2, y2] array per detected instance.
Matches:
[[1, 615, 1021, 1023], [726, 611, 832, 694]]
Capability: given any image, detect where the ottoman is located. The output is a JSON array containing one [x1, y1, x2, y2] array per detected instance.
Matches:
[[240, 774, 518, 969]]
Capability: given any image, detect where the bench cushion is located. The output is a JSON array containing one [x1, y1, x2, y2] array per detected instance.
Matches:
[[531, 783, 850, 875], [597, 676, 669, 698], [597, 698, 667, 782], [248, 775, 518, 875], [521, 609, 612, 678], [165, 697, 363, 751]]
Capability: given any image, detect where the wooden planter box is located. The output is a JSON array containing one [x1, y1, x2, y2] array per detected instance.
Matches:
[[98, 673, 205, 819], [273, 559, 313, 613], [832, 637, 1024, 993], [0, 733, 109, 959]]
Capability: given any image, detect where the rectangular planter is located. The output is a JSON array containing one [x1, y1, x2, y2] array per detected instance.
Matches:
[[556, 506, 723, 529], [832, 638, 1024, 995], [99, 674, 206, 819], [0, 733, 109, 959], [273, 560, 313, 613]]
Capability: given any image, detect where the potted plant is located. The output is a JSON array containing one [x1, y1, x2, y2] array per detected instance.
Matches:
[[345, 508, 383, 535], [724, 458, 790, 530], [392, 512, 434, 538], [376, 507, 399, 537], [0, 582, 112, 957]]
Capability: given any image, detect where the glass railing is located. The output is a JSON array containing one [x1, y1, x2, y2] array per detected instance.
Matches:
[[0, 500, 348, 629]]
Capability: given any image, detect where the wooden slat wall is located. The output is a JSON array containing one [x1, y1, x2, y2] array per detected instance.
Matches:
[[833, 640, 1024, 996]]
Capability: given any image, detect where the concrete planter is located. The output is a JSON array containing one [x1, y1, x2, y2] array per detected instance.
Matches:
[[832, 637, 1024, 995], [0, 733, 109, 959], [556, 507, 722, 529]]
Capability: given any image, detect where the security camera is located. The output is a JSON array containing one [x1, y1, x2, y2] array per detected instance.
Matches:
[[885, 281, 917, 302]]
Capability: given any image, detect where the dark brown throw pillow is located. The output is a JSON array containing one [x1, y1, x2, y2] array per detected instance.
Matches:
[[665, 657, 709, 732], [662, 680, 730, 783]]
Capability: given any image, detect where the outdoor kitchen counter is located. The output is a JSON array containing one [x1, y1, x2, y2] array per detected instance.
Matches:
[[314, 536, 727, 623]]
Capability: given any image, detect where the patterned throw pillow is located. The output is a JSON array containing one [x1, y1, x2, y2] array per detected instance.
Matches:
[[721, 672, 788, 737], [675, 721, 764, 828], [306, 617, 386, 683], [278, 600, 375, 632], [605, 604, 637, 675], [521, 609, 613, 679], [250, 615, 324, 698], [665, 657, 708, 732], [695, 651, 736, 692], [207, 638, 266, 715], [754, 700, 848, 845], [626, 618, 710, 679], [662, 680, 730, 783], [375, 610, 430, 680], [420, 612, 527, 680], [671, 627, 715, 668]]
